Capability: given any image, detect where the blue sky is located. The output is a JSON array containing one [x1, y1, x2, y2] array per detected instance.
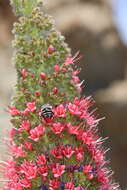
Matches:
[[111, 0, 127, 45]]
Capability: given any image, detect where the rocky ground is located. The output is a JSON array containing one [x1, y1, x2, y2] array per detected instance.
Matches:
[[0, 0, 127, 188]]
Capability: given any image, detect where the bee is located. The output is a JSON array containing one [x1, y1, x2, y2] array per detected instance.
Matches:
[[40, 104, 54, 122]]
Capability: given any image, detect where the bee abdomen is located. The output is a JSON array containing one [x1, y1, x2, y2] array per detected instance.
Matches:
[[41, 104, 54, 119]]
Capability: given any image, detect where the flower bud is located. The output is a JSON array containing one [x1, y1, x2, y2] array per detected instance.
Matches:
[[40, 72, 46, 80], [35, 91, 41, 96], [48, 45, 55, 54], [53, 87, 58, 94], [54, 64, 60, 72], [61, 92, 65, 97]]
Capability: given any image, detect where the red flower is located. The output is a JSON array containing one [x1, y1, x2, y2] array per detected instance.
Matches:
[[50, 146, 63, 159], [24, 141, 33, 151], [67, 123, 79, 135], [97, 169, 109, 184], [75, 146, 84, 161], [19, 120, 30, 132], [91, 147, 104, 165], [20, 178, 32, 188], [20, 160, 37, 179], [38, 165, 48, 176], [62, 145, 75, 159], [49, 179, 60, 189], [7, 182, 23, 190], [29, 124, 45, 141], [54, 104, 66, 117], [8, 106, 20, 115], [83, 164, 92, 174], [65, 182, 74, 190], [79, 131, 94, 145], [26, 102, 36, 112], [37, 154, 47, 165], [10, 144, 25, 158], [52, 163, 65, 178], [73, 97, 80, 106], [68, 103, 81, 116], [52, 122, 65, 135], [5, 160, 18, 181]]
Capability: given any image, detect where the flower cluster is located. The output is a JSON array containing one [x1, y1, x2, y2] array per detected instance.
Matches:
[[3, 1, 120, 190], [5, 95, 120, 190]]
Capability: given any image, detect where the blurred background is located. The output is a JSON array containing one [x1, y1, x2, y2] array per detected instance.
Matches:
[[0, 0, 127, 189]]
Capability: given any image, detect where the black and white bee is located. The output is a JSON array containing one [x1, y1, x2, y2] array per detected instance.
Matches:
[[40, 104, 54, 120]]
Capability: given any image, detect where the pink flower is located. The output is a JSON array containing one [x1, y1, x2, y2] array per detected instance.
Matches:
[[37, 154, 47, 165], [54, 64, 60, 72], [20, 178, 32, 188], [67, 123, 79, 135], [29, 124, 45, 141], [20, 120, 30, 132], [68, 103, 81, 116], [97, 169, 109, 184], [87, 173, 94, 180], [52, 123, 65, 135], [83, 164, 92, 174], [74, 187, 83, 190], [9, 128, 19, 138], [26, 102, 36, 112], [65, 53, 82, 66], [75, 146, 84, 161], [11, 144, 25, 158], [22, 108, 29, 116], [54, 104, 66, 117], [81, 132, 94, 145], [72, 69, 80, 76], [24, 141, 33, 150], [62, 145, 75, 159], [20, 160, 37, 179], [73, 97, 80, 106], [90, 147, 104, 165], [5, 160, 18, 181], [72, 76, 80, 84], [50, 146, 63, 159], [8, 106, 20, 115], [49, 179, 60, 189], [65, 182, 74, 190], [7, 182, 23, 190], [38, 165, 48, 176], [52, 163, 65, 178], [65, 57, 74, 66]]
